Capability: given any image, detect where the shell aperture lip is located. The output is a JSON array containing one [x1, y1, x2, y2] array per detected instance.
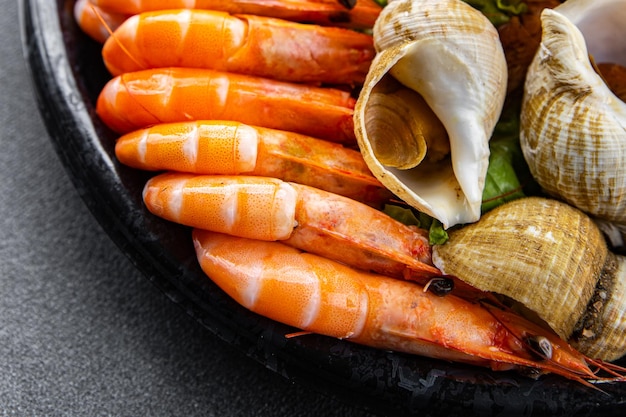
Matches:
[[354, 0, 507, 228]]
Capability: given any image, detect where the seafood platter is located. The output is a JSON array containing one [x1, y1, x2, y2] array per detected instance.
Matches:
[[21, 0, 626, 415]]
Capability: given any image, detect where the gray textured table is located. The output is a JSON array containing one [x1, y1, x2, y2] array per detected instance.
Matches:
[[0, 1, 379, 415]]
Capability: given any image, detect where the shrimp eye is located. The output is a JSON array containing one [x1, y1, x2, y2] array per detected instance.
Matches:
[[337, 0, 357, 9], [526, 335, 553, 360], [425, 277, 454, 296]]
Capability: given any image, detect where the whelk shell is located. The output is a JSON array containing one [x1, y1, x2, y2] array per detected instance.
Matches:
[[354, 0, 508, 228], [432, 197, 626, 361], [520, 0, 626, 246]]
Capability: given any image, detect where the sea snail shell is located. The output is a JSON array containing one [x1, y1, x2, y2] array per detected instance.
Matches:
[[432, 197, 626, 362], [520, 0, 626, 246], [354, 0, 508, 228]]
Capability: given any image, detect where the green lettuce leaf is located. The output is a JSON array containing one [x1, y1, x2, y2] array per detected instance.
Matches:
[[463, 0, 528, 26], [481, 102, 527, 213], [383, 205, 449, 245], [372, 0, 529, 27], [383, 204, 421, 226], [481, 136, 526, 212], [427, 219, 449, 245]]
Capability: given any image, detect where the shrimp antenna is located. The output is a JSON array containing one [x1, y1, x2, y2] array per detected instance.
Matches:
[[479, 301, 623, 391], [118, 72, 164, 128], [90, 4, 145, 71], [91, 4, 162, 129], [586, 357, 626, 381], [89, 3, 115, 38]]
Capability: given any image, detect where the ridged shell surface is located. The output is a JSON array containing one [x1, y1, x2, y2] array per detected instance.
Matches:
[[520, 0, 626, 229], [431, 197, 626, 361], [354, 0, 507, 228], [572, 252, 626, 361]]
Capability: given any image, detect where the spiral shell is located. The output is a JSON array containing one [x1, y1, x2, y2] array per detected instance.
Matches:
[[432, 197, 626, 361], [354, 0, 507, 228], [520, 0, 626, 243]]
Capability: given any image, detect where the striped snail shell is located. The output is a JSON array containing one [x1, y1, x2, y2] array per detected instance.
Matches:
[[432, 197, 626, 361], [354, 0, 507, 228], [520, 0, 626, 246]]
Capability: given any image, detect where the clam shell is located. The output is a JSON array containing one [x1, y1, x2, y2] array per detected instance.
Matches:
[[520, 0, 626, 230], [354, 0, 507, 228], [432, 197, 626, 361]]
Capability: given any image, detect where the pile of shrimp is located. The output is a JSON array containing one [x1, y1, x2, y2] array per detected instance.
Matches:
[[74, 0, 626, 386]]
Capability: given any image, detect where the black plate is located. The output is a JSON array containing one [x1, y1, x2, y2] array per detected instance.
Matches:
[[19, 1, 626, 416]]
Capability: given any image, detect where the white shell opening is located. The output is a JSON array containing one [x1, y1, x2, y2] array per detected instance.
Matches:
[[557, 0, 626, 65], [354, 0, 507, 228]]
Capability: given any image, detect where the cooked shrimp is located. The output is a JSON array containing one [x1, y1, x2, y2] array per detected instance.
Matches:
[[143, 172, 444, 283], [87, 0, 382, 29], [101, 9, 374, 84], [192, 230, 626, 386], [96, 67, 356, 143], [115, 120, 393, 207], [74, 0, 129, 43]]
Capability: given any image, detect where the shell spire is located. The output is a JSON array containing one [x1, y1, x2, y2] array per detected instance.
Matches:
[[354, 0, 507, 228]]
